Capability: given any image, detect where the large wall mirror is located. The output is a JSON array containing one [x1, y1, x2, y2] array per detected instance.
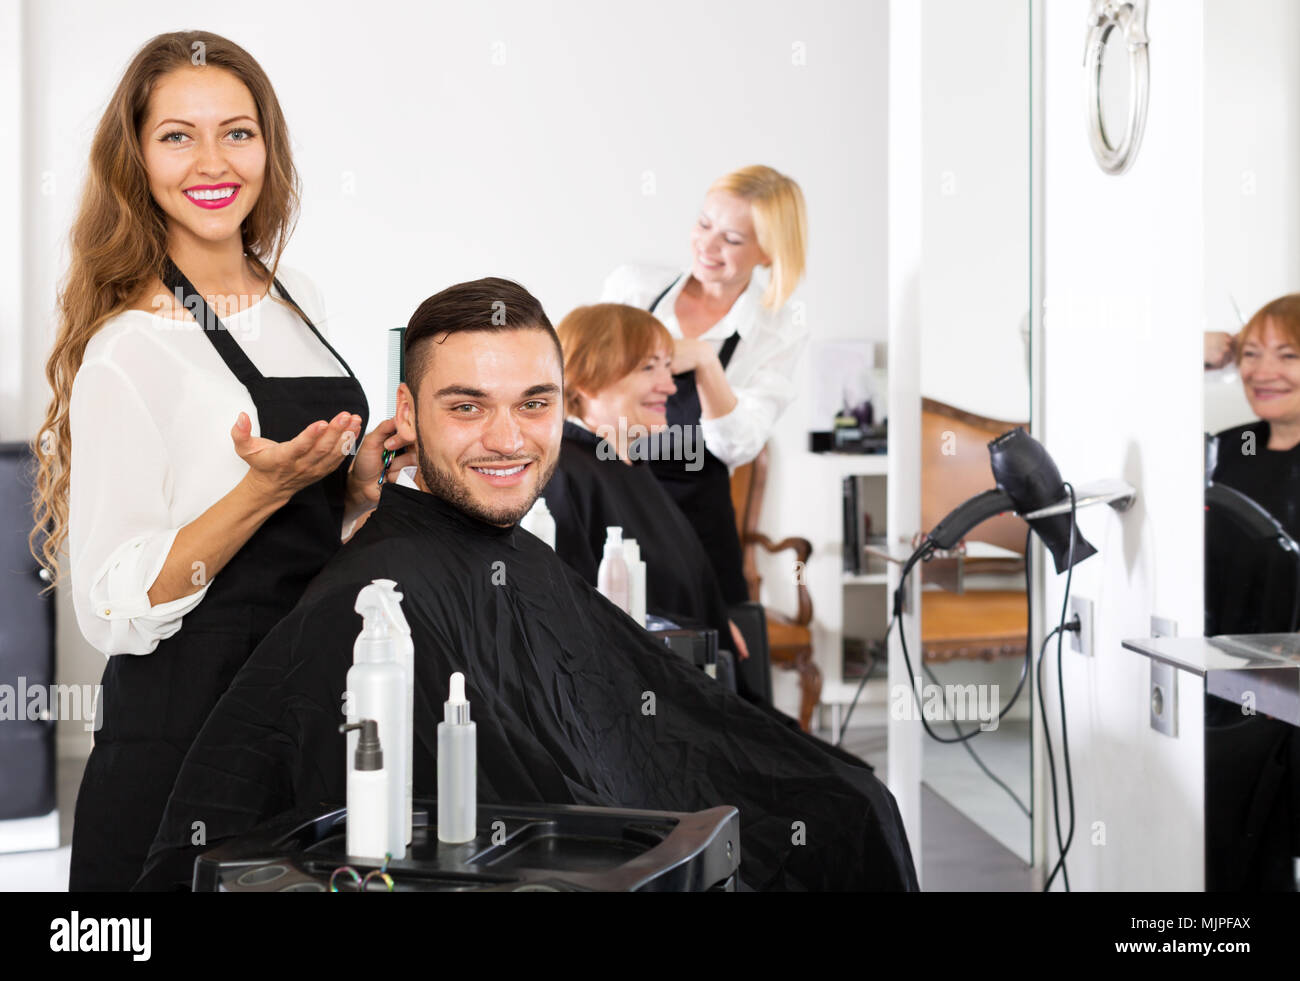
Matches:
[[1201, 0, 1300, 891], [916, 0, 1033, 873]]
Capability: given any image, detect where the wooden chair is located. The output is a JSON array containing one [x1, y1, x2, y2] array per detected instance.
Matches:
[[732, 446, 821, 731], [920, 398, 1030, 662]]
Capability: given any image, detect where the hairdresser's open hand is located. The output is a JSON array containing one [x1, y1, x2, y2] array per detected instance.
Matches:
[[1205, 331, 1236, 370], [670, 337, 718, 375], [346, 415, 417, 514], [233, 410, 363, 507]]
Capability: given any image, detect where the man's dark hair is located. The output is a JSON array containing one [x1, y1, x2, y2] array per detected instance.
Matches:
[[404, 277, 562, 396]]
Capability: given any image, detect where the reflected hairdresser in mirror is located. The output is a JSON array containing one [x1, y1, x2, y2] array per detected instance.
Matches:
[[1206, 294, 1300, 636]]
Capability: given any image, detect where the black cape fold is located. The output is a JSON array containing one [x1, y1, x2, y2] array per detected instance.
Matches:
[[139, 482, 917, 891], [1207, 421, 1300, 634]]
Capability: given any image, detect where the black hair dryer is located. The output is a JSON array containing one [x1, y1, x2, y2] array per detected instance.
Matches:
[[925, 428, 1098, 574]]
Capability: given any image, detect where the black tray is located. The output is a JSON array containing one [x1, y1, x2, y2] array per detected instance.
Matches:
[[194, 798, 740, 892]]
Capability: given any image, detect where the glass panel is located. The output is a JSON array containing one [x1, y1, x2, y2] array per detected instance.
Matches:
[[1202, 0, 1300, 892], [918, 0, 1033, 866]]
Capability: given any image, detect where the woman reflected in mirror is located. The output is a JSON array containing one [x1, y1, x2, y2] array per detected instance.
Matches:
[[1206, 295, 1300, 636]]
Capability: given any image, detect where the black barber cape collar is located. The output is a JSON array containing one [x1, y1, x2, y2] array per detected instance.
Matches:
[[381, 480, 518, 540]]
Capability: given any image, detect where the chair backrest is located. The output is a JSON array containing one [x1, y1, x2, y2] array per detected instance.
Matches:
[[731, 447, 767, 602], [921, 398, 1029, 555]]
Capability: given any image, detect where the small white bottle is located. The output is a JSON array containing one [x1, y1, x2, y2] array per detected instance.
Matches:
[[520, 497, 557, 549], [597, 525, 630, 614], [623, 538, 647, 628], [437, 672, 477, 844], [339, 719, 389, 862]]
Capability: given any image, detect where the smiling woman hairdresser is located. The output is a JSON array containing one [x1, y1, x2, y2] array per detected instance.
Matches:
[[601, 165, 808, 604], [30, 31, 411, 891]]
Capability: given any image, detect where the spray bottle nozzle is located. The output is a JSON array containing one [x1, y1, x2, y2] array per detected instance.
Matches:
[[354, 579, 412, 660], [339, 719, 384, 771]]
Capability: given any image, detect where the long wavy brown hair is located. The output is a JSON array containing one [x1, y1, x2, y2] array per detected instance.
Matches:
[[30, 30, 300, 587]]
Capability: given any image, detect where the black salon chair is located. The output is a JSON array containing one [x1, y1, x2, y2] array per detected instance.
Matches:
[[1204, 481, 1300, 635], [0, 442, 58, 823], [727, 601, 774, 705]]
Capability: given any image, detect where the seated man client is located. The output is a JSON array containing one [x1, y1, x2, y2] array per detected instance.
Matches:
[[139, 278, 917, 892]]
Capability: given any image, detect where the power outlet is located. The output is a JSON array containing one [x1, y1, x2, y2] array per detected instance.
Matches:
[[1068, 595, 1094, 657], [1150, 615, 1178, 738]]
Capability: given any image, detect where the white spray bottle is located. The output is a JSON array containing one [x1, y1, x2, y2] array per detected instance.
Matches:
[[437, 672, 477, 844], [597, 525, 630, 614], [348, 580, 412, 858], [368, 578, 414, 845]]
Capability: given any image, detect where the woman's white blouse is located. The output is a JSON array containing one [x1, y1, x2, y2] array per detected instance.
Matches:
[[68, 267, 348, 657], [600, 264, 808, 469]]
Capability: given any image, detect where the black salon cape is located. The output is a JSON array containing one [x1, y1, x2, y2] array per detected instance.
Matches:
[[138, 483, 917, 891], [543, 422, 732, 641], [1204, 421, 1300, 888], [1207, 421, 1300, 634]]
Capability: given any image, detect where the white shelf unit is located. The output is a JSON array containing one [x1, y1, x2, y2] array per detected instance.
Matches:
[[797, 452, 892, 736]]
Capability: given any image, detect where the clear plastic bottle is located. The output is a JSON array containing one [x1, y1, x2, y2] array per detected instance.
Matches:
[[368, 579, 415, 846], [597, 526, 630, 613], [623, 537, 647, 627]]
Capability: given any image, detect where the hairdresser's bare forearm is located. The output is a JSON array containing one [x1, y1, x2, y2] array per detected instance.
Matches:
[[696, 358, 739, 420], [145, 474, 290, 606]]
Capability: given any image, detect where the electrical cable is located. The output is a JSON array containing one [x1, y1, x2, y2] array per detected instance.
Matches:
[[1037, 625, 1067, 891], [834, 615, 893, 746], [1041, 483, 1079, 892], [915, 525, 1038, 816], [921, 660, 1031, 817], [892, 544, 1034, 744], [836, 473, 1086, 883]]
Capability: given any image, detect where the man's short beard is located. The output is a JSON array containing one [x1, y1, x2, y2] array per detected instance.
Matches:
[[415, 424, 557, 526]]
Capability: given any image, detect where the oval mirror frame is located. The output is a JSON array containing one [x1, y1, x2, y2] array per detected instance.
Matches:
[[1084, 0, 1150, 175]]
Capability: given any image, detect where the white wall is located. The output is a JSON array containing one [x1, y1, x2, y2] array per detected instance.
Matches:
[[5, 0, 888, 752], [1041, 0, 1206, 890], [920, 0, 1031, 424], [1202, 0, 1300, 435], [0, 3, 21, 433]]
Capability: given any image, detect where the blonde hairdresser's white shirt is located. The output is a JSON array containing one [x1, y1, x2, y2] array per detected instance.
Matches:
[[68, 267, 349, 657], [600, 264, 808, 469]]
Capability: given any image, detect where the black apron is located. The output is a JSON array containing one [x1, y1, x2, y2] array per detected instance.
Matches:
[[69, 261, 367, 891], [646, 276, 749, 604]]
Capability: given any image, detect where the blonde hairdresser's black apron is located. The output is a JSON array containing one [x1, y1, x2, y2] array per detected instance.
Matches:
[[646, 276, 749, 604], [69, 261, 367, 891]]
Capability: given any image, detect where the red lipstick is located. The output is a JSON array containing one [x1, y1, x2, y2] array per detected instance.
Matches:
[[184, 183, 240, 210]]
